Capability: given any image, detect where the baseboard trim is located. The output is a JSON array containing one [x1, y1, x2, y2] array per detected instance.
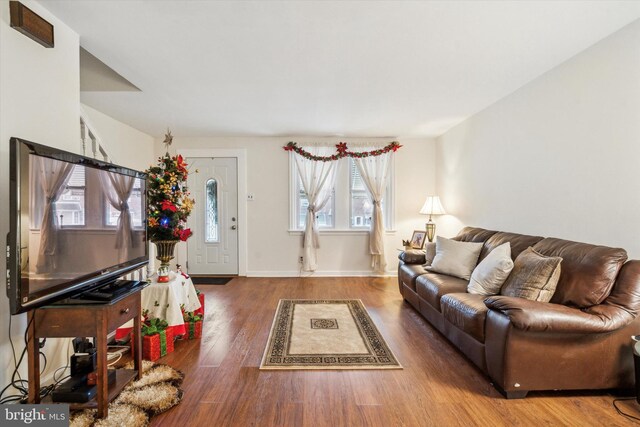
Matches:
[[246, 270, 398, 278]]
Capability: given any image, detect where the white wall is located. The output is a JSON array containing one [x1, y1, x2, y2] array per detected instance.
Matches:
[[436, 20, 640, 258], [0, 0, 81, 396], [0, 0, 155, 393], [165, 137, 436, 276]]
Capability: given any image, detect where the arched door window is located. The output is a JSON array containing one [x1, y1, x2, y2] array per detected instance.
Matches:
[[205, 178, 219, 242]]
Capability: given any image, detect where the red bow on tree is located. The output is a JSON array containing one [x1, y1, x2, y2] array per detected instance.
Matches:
[[161, 200, 178, 212], [175, 155, 188, 174], [178, 228, 192, 241]]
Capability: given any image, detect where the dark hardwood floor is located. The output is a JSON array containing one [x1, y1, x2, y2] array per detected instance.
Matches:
[[151, 277, 639, 426]]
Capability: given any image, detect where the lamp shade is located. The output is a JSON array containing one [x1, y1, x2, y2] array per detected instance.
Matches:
[[419, 196, 446, 216]]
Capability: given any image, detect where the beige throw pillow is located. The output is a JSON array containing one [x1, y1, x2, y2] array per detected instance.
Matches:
[[428, 236, 483, 280], [467, 242, 514, 296], [500, 247, 562, 302]]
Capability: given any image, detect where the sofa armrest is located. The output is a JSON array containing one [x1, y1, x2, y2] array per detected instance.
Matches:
[[398, 250, 426, 264], [484, 296, 634, 334]]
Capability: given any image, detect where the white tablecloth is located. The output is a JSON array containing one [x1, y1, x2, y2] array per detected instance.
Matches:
[[142, 272, 201, 325], [116, 272, 201, 337]]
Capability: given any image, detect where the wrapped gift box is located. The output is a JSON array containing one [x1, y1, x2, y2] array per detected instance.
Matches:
[[183, 320, 203, 339], [194, 291, 205, 317], [142, 327, 174, 361]]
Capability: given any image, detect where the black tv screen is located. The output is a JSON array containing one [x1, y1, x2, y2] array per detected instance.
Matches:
[[7, 138, 148, 314]]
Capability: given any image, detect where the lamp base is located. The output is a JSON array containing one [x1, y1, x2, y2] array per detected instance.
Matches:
[[426, 219, 436, 242]]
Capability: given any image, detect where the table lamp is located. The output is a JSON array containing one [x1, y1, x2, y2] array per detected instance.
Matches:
[[419, 195, 446, 242]]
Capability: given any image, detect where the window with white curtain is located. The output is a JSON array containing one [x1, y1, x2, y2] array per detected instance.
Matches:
[[294, 174, 335, 229], [289, 155, 394, 231], [54, 165, 86, 226], [105, 177, 144, 228]]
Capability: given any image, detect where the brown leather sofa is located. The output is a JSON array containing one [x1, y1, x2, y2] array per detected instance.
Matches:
[[398, 226, 640, 398]]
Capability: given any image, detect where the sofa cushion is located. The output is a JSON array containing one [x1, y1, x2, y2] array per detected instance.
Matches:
[[416, 273, 468, 311], [429, 237, 484, 280], [468, 242, 514, 296], [452, 227, 498, 244], [479, 231, 544, 263], [441, 293, 489, 342], [533, 238, 627, 308], [500, 247, 562, 302], [399, 263, 429, 292]]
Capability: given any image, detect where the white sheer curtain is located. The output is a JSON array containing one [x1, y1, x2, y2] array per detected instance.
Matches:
[[99, 171, 135, 260], [294, 147, 339, 272], [35, 158, 74, 273], [354, 148, 392, 274]]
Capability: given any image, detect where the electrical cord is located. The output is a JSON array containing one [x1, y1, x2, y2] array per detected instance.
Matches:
[[107, 352, 123, 367], [0, 315, 34, 403], [613, 397, 640, 422], [8, 314, 20, 380], [1, 315, 82, 404], [40, 351, 47, 375], [0, 313, 28, 403]]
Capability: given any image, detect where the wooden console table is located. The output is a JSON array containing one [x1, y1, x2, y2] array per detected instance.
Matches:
[[27, 289, 143, 418]]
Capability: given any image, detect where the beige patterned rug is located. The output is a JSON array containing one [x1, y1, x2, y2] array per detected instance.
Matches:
[[260, 299, 402, 370]]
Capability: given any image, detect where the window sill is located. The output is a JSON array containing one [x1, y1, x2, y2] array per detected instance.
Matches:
[[288, 229, 397, 236]]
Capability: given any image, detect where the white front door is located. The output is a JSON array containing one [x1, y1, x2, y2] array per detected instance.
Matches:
[[186, 157, 238, 275]]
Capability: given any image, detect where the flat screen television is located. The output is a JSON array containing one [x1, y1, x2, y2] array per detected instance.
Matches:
[[7, 137, 148, 314]]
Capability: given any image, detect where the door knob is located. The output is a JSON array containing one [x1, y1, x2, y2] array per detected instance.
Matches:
[[231, 225, 237, 230]]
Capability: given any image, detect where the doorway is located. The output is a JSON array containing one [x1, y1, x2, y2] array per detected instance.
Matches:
[[186, 157, 239, 275]]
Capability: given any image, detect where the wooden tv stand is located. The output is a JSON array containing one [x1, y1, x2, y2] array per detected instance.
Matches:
[[27, 289, 143, 418]]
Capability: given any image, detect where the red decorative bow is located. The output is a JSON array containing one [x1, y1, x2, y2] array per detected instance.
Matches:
[[161, 200, 178, 212]]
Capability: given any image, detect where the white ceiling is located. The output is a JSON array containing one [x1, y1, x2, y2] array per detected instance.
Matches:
[[41, 1, 640, 138]]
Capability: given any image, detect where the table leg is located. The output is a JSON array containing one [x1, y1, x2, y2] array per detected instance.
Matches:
[[96, 311, 108, 418], [133, 294, 142, 380]]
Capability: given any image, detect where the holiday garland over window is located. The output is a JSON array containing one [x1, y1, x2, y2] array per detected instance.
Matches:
[[285, 140, 401, 273], [283, 141, 402, 161]]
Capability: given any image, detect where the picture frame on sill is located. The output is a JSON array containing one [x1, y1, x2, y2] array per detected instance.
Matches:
[[410, 230, 427, 249]]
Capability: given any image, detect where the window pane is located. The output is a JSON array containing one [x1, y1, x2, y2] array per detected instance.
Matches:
[[297, 176, 334, 229], [55, 165, 85, 226], [350, 160, 373, 228], [205, 178, 219, 242]]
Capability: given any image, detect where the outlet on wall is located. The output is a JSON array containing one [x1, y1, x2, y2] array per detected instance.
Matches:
[[299, 256, 303, 263]]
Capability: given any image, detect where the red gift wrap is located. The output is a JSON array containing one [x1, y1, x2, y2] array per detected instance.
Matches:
[[194, 292, 205, 317], [142, 328, 175, 361], [183, 320, 203, 339]]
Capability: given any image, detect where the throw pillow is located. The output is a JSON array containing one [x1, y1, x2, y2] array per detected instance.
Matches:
[[423, 242, 436, 267], [467, 242, 514, 296], [500, 247, 562, 302], [428, 236, 483, 280]]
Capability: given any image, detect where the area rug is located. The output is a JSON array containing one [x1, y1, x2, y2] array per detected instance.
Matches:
[[260, 299, 402, 370], [69, 360, 184, 427]]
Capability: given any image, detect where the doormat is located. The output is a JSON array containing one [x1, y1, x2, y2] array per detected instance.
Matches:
[[190, 276, 233, 285], [70, 360, 184, 427], [260, 299, 402, 370]]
